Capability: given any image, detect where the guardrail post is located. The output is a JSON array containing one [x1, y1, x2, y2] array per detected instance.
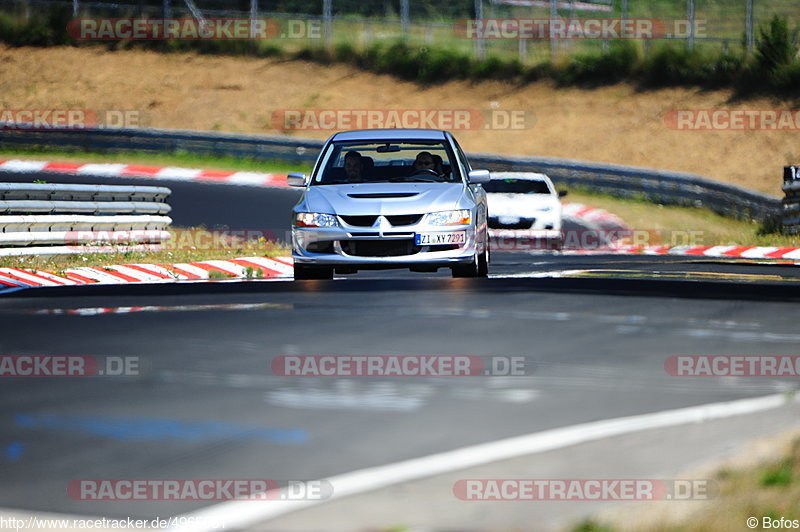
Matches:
[[783, 166, 800, 234]]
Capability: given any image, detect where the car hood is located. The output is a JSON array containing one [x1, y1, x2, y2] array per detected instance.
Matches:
[[487, 193, 561, 217], [300, 183, 470, 215]]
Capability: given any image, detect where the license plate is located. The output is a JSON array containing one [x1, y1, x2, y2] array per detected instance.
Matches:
[[415, 231, 466, 245]]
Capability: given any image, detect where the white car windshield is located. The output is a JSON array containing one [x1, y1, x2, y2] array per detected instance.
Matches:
[[312, 140, 461, 185], [483, 179, 551, 194]]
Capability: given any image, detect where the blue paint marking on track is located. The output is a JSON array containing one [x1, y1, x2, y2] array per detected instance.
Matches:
[[4, 441, 24, 461], [14, 413, 308, 444]]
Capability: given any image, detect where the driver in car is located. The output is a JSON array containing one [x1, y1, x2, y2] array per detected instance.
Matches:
[[411, 151, 439, 175], [343, 150, 365, 183]]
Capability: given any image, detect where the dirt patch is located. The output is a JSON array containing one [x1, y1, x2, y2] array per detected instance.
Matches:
[[1, 44, 797, 195]]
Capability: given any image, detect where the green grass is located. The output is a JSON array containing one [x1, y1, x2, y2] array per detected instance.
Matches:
[[0, 148, 314, 174], [574, 437, 800, 532]]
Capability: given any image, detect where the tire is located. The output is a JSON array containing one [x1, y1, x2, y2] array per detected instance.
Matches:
[[294, 264, 334, 280], [452, 246, 489, 279], [477, 245, 489, 277]]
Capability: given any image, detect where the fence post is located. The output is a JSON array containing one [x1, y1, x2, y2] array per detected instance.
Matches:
[[686, 0, 695, 50], [249, 0, 258, 39], [72, 0, 78, 17], [550, 0, 557, 58], [474, 0, 485, 59], [323, 0, 332, 49], [400, 0, 409, 39], [621, 0, 628, 19], [745, 0, 754, 54], [162, 0, 170, 20]]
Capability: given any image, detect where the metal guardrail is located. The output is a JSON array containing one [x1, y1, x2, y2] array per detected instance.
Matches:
[[0, 125, 781, 223], [0, 181, 172, 256]]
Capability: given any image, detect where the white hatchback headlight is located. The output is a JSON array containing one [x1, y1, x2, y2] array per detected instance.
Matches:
[[427, 209, 472, 226], [294, 212, 338, 228]]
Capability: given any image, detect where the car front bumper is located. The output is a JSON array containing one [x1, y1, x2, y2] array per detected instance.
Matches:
[[292, 224, 479, 266]]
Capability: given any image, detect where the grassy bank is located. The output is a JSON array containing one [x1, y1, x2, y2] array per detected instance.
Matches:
[[571, 433, 800, 532]]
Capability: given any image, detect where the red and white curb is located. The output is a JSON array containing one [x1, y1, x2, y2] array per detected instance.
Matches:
[[0, 256, 294, 288], [562, 202, 629, 231], [0, 159, 288, 188], [573, 244, 800, 260]]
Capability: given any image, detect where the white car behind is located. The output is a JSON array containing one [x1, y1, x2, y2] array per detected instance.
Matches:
[[484, 172, 567, 249]]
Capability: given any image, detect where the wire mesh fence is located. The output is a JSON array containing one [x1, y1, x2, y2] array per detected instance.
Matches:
[[1, 0, 798, 61]]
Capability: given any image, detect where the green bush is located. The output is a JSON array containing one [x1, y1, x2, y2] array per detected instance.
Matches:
[[557, 40, 639, 85], [760, 460, 794, 487], [470, 55, 523, 80], [0, 9, 73, 47], [640, 44, 708, 86], [333, 41, 358, 63], [755, 15, 799, 74], [419, 47, 471, 82]]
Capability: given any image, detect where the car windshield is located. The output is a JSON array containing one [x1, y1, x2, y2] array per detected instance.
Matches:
[[312, 140, 461, 185], [483, 179, 551, 194]]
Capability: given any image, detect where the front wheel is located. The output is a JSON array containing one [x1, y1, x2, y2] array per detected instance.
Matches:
[[452, 247, 489, 278], [294, 264, 334, 280]]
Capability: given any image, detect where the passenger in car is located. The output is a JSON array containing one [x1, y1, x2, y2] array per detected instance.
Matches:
[[431, 154, 446, 176], [361, 156, 374, 180]]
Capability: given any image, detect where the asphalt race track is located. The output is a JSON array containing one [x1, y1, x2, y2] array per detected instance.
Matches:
[[1, 170, 800, 529]]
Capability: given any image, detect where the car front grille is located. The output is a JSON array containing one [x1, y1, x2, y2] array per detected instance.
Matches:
[[340, 214, 424, 227], [341, 239, 419, 257], [340, 215, 378, 227], [488, 217, 535, 229], [386, 214, 423, 226]]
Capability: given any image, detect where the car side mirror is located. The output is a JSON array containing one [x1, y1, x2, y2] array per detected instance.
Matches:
[[287, 173, 307, 187], [468, 169, 491, 184], [558, 190, 568, 197]]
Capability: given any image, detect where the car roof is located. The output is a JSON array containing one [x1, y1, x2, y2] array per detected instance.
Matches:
[[489, 172, 551, 182], [329, 129, 448, 142]]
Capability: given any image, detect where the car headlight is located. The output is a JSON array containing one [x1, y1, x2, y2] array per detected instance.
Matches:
[[294, 212, 338, 228], [427, 209, 472, 226], [537, 206, 552, 212]]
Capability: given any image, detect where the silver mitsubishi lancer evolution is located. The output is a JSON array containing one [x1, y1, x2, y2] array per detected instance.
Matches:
[[288, 129, 491, 280]]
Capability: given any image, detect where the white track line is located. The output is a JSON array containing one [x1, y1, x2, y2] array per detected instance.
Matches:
[[170, 392, 796, 532]]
